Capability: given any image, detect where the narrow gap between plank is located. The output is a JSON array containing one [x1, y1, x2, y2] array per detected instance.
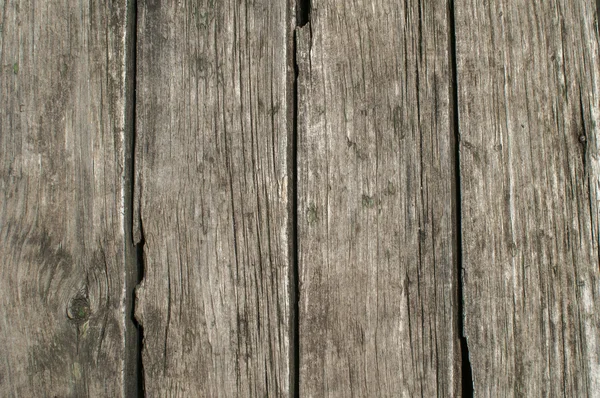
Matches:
[[124, 0, 145, 396], [448, 1, 474, 396], [290, 30, 300, 395], [291, 1, 311, 396], [296, 0, 311, 27], [133, 221, 145, 398]]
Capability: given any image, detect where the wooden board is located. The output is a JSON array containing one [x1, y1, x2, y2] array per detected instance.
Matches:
[[0, 0, 133, 396], [296, 1, 460, 395], [134, 0, 292, 396], [456, 0, 600, 395]]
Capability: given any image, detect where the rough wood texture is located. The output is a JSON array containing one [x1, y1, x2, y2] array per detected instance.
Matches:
[[456, 0, 600, 395], [0, 1, 131, 396], [134, 0, 291, 396], [296, 0, 460, 395]]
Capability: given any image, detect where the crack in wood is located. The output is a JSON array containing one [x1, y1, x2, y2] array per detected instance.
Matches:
[[449, 0, 474, 396], [291, 2, 312, 395], [291, 26, 300, 398], [296, 0, 311, 27], [133, 218, 146, 397], [125, 0, 144, 396]]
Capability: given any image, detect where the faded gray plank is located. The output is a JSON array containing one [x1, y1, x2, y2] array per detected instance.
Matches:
[[0, 1, 132, 397], [456, 0, 600, 395], [134, 0, 291, 396], [296, 0, 460, 395]]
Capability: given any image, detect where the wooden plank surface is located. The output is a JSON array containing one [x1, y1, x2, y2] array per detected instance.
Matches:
[[3, 1, 599, 395], [296, 1, 460, 395], [456, 0, 600, 395], [0, 1, 132, 396], [134, 0, 292, 396]]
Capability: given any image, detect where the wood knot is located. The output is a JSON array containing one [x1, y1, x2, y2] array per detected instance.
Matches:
[[306, 204, 318, 224], [362, 194, 375, 209], [67, 293, 90, 324]]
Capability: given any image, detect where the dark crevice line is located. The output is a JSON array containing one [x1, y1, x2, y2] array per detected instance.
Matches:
[[291, 37, 301, 395], [134, 219, 146, 397], [448, 1, 474, 397], [291, 1, 311, 397], [579, 89, 588, 170], [597, 0, 600, 35], [296, 0, 311, 28], [124, 0, 144, 396], [291, 25, 300, 398]]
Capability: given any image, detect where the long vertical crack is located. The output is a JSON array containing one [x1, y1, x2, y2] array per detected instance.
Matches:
[[124, 0, 144, 396], [290, 32, 300, 396], [448, 1, 474, 396], [290, 0, 311, 397]]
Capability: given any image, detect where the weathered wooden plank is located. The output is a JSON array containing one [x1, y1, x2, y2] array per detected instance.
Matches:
[[0, 1, 133, 396], [296, 0, 460, 395], [456, 0, 600, 395], [134, 0, 292, 396]]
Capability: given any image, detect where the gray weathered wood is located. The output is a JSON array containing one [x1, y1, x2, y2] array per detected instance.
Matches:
[[456, 0, 600, 395], [296, 0, 460, 395], [0, 1, 132, 396], [134, 0, 292, 396]]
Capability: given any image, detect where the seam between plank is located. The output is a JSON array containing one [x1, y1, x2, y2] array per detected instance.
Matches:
[[291, 0, 311, 396], [124, 0, 144, 396], [448, 1, 474, 396]]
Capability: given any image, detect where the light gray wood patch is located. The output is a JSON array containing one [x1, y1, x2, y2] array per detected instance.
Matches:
[[0, 0, 132, 396], [134, 0, 292, 396], [456, 0, 600, 395], [296, 0, 460, 395]]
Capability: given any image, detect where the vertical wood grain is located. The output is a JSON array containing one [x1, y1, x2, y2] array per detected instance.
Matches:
[[134, 0, 292, 395], [456, 0, 600, 395], [296, 0, 460, 395], [0, 0, 132, 396]]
